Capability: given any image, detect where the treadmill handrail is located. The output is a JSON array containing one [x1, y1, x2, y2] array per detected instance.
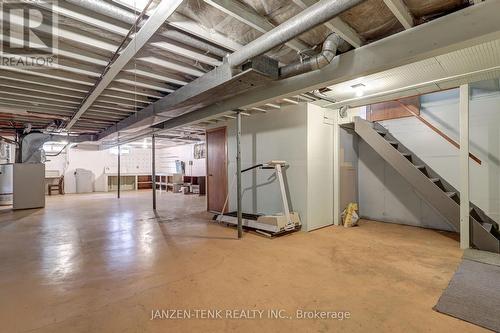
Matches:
[[242, 164, 263, 173]]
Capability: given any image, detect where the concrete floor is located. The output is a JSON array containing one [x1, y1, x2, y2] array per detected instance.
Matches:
[[0, 191, 486, 333]]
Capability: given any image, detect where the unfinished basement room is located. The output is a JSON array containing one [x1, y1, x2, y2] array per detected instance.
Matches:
[[1, 0, 500, 332]]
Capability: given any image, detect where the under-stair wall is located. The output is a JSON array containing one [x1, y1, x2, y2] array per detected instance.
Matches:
[[380, 88, 500, 224], [358, 138, 455, 231], [354, 117, 500, 253]]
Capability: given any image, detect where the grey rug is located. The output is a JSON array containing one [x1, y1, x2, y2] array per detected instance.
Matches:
[[434, 259, 500, 332]]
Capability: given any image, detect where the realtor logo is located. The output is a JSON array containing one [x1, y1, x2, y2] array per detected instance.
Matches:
[[0, 0, 58, 67]]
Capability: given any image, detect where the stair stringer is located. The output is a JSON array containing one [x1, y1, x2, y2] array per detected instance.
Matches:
[[354, 117, 460, 230], [354, 117, 500, 253]]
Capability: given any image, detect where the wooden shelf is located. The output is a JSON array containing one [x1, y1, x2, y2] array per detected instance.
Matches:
[[105, 173, 205, 195]]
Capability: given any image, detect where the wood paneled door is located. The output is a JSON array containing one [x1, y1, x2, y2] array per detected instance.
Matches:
[[206, 127, 228, 213]]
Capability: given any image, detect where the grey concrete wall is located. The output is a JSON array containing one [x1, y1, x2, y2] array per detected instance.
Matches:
[[339, 127, 359, 214], [357, 135, 456, 231]]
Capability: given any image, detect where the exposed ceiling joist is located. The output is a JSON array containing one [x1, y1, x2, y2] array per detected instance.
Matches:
[[383, 0, 414, 29], [203, 0, 310, 53], [147, 1, 500, 133], [45, 2, 223, 67], [291, 0, 363, 48], [148, 39, 222, 67], [0, 87, 81, 105], [66, 0, 184, 130], [167, 12, 242, 52], [106, 84, 163, 99], [135, 56, 204, 78], [0, 81, 85, 99]]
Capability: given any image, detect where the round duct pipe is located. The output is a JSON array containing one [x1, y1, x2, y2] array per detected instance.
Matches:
[[226, 0, 365, 67]]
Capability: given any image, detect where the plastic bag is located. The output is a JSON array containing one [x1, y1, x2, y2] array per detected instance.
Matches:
[[341, 202, 359, 228]]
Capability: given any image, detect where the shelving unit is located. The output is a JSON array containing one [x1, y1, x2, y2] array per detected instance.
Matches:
[[105, 173, 205, 196], [105, 173, 165, 192], [137, 175, 153, 190], [183, 176, 206, 195]]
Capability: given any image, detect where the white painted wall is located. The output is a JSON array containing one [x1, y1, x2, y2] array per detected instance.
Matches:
[[159, 143, 206, 176], [45, 143, 206, 194], [339, 127, 359, 216], [379, 87, 500, 223], [306, 104, 335, 230]]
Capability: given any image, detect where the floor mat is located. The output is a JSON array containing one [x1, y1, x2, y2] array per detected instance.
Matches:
[[434, 259, 500, 332]]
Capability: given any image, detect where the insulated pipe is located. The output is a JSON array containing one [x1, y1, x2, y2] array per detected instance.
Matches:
[[226, 0, 364, 67], [279, 33, 343, 79], [65, 0, 228, 58]]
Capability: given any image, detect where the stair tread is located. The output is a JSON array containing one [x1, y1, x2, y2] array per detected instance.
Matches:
[[357, 118, 500, 252], [482, 222, 493, 232]]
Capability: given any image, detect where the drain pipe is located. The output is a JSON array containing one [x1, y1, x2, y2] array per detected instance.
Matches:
[[280, 33, 343, 79], [65, 0, 228, 58], [226, 0, 364, 67]]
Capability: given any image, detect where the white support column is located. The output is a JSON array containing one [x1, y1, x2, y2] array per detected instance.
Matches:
[[459, 84, 470, 249], [333, 112, 341, 226]]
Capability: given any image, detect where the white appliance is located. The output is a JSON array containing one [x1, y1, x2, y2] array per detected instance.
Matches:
[[0, 164, 13, 205], [75, 168, 94, 193], [13, 163, 45, 210]]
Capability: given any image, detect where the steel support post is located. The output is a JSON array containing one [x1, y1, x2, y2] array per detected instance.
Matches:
[[152, 135, 157, 210], [236, 111, 243, 238], [117, 145, 121, 199]]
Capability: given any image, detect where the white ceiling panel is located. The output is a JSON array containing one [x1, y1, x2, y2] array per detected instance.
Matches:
[[324, 39, 500, 106]]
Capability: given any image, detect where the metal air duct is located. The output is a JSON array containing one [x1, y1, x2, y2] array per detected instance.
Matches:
[[226, 0, 365, 67], [279, 33, 344, 79]]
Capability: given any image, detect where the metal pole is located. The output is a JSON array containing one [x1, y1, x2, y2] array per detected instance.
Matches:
[[117, 144, 121, 199], [333, 114, 340, 225], [459, 84, 470, 249], [236, 111, 243, 238], [152, 134, 157, 210]]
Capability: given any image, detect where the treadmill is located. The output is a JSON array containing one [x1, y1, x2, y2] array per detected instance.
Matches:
[[213, 161, 301, 237]]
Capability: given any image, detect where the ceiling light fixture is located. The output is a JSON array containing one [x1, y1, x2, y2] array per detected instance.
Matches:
[[351, 83, 366, 97]]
